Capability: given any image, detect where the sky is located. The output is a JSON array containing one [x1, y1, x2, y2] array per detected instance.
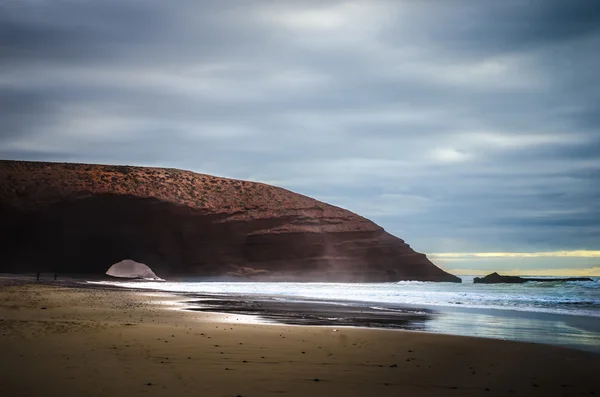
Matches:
[[1, 0, 599, 275]]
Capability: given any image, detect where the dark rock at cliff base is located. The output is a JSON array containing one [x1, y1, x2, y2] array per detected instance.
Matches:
[[0, 160, 460, 283], [474, 272, 592, 284]]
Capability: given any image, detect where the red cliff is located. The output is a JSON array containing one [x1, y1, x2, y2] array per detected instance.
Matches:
[[0, 160, 460, 282]]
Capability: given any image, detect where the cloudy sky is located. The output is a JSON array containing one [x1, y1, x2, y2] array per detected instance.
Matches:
[[2, 0, 599, 275]]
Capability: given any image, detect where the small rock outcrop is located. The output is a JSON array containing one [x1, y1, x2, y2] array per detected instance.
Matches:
[[474, 272, 592, 284], [0, 160, 461, 283], [474, 273, 524, 284]]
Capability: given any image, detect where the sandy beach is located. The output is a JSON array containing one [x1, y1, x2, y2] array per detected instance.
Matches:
[[1, 278, 599, 397]]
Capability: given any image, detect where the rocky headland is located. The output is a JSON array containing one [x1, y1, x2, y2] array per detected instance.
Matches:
[[0, 160, 460, 282], [474, 272, 592, 284]]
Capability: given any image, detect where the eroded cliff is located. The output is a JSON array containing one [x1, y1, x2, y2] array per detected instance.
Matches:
[[0, 160, 460, 282]]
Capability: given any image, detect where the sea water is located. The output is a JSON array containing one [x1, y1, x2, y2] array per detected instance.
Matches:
[[91, 276, 600, 317], [89, 276, 600, 352]]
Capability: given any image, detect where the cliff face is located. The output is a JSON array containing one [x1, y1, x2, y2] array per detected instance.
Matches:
[[0, 160, 460, 282]]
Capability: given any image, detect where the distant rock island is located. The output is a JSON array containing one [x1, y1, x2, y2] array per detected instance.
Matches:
[[0, 160, 460, 283], [474, 272, 592, 284]]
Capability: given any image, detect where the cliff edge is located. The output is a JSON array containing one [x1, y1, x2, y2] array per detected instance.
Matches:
[[0, 160, 460, 282]]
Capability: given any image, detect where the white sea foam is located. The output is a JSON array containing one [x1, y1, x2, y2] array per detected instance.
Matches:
[[87, 276, 600, 318]]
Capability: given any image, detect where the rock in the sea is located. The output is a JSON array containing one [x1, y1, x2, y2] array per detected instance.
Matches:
[[474, 272, 592, 284], [474, 272, 524, 284], [0, 160, 460, 283]]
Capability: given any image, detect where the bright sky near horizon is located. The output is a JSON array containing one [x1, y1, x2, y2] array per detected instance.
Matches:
[[1, 1, 599, 275]]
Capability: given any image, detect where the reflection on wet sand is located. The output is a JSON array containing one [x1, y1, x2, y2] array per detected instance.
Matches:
[[185, 295, 600, 353], [186, 298, 436, 329]]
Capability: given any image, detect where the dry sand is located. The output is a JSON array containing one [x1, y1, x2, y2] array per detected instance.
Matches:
[[1, 278, 598, 397]]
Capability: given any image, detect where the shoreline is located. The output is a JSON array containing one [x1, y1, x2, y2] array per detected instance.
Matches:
[[84, 276, 600, 354], [180, 293, 600, 354], [5, 274, 600, 353], [1, 276, 600, 396]]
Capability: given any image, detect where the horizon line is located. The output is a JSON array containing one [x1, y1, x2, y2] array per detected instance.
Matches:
[[429, 250, 600, 259]]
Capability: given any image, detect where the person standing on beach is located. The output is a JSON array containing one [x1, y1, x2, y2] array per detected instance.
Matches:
[[54, 274, 57, 281], [36, 273, 40, 281]]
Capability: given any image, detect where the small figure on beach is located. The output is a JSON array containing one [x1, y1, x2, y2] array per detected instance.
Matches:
[[54, 274, 57, 281], [36, 272, 40, 281]]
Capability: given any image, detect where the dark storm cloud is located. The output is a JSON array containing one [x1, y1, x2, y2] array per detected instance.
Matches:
[[1, 0, 599, 269], [485, 0, 600, 47], [378, 0, 600, 61]]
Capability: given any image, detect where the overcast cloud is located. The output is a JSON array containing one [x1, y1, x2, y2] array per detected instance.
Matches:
[[1, 0, 599, 273]]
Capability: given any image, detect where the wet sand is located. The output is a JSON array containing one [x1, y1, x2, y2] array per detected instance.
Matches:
[[1, 277, 599, 397], [186, 296, 436, 328], [184, 294, 600, 353]]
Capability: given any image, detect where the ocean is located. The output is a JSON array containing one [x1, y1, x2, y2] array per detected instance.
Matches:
[[89, 276, 600, 352]]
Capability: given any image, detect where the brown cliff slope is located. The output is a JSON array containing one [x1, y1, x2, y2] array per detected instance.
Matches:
[[0, 160, 460, 282]]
